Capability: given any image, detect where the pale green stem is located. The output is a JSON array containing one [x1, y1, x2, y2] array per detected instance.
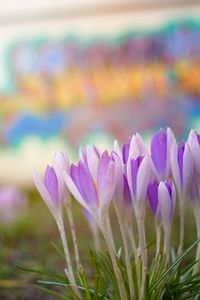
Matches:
[[136, 215, 147, 300], [126, 222, 140, 293], [64, 198, 82, 272], [91, 227, 101, 252], [100, 212, 128, 300], [163, 228, 171, 266], [177, 198, 185, 256], [57, 216, 82, 299], [118, 215, 135, 300], [156, 222, 162, 256], [193, 206, 200, 274]]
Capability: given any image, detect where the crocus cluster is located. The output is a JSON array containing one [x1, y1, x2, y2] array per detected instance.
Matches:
[[34, 129, 200, 300]]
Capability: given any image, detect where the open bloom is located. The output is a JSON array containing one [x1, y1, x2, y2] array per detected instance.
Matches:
[[151, 128, 176, 181], [64, 150, 116, 225]]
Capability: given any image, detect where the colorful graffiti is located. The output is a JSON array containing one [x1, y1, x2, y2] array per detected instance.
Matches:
[[1, 20, 200, 146]]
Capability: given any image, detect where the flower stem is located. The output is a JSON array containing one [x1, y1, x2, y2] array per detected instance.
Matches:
[[136, 215, 147, 300], [193, 206, 200, 274], [101, 213, 128, 300], [177, 200, 185, 256], [118, 215, 135, 299], [156, 222, 162, 256], [64, 197, 82, 272], [163, 229, 171, 266], [57, 216, 82, 299]]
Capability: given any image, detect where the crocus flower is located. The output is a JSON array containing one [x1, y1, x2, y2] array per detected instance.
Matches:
[[79, 145, 100, 179], [188, 129, 200, 175], [126, 154, 150, 218], [147, 180, 159, 217], [112, 153, 132, 217], [158, 179, 176, 229], [151, 128, 176, 181], [171, 141, 193, 198], [33, 152, 69, 221], [114, 133, 148, 165], [64, 150, 116, 225]]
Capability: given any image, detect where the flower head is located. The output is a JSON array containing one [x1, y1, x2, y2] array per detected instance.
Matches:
[[151, 128, 175, 180], [33, 152, 69, 220], [171, 140, 193, 197], [64, 150, 116, 224], [127, 154, 150, 218], [158, 179, 176, 230]]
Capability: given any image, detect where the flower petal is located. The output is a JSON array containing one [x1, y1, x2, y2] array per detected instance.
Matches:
[[44, 166, 59, 207], [151, 129, 167, 179], [136, 155, 150, 204], [33, 169, 56, 216]]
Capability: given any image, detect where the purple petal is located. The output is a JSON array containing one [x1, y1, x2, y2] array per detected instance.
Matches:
[[151, 129, 167, 178], [44, 166, 59, 207], [196, 132, 200, 146], [122, 140, 130, 163], [131, 156, 143, 196], [147, 180, 159, 215], [165, 179, 175, 221], [123, 175, 132, 206], [97, 151, 110, 193], [77, 161, 98, 207], [178, 141, 185, 185], [70, 164, 82, 194]]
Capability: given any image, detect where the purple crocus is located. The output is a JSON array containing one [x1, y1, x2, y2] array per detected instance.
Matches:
[[127, 154, 150, 218], [114, 133, 148, 165], [64, 150, 116, 224], [112, 153, 132, 217], [171, 140, 193, 197], [79, 145, 100, 179], [34, 166, 63, 220], [151, 128, 175, 180], [158, 179, 176, 229], [33, 152, 68, 220], [147, 180, 159, 216], [188, 130, 200, 175]]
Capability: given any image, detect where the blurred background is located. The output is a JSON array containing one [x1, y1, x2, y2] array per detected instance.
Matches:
[[0, 0, 200, 299]]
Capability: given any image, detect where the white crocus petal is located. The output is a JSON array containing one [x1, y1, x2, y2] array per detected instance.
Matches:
[[33, 169, 57, 218], [171, 142, 181, 195], [113, 154, 124, 203], [183, 142, 193, 195], [188, 130, 200, 174], [136, 156, 150, 211], [129, 133, 148, 160], [99, 161, 116, 218], [113, 139, 123, 162], [63, 171, 93, 217], [86, 145, 99, 180], [158, 182, 171, 230], [126, 155, 134, 200], [53, 152, 70, 203], [166, 127, 176, 177]]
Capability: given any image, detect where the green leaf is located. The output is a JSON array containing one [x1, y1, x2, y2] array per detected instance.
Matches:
[[149, 238, 200, 293], [34, 284, 70, 300], [17, 265, 67, 281], [50, 241, 65, 258]]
